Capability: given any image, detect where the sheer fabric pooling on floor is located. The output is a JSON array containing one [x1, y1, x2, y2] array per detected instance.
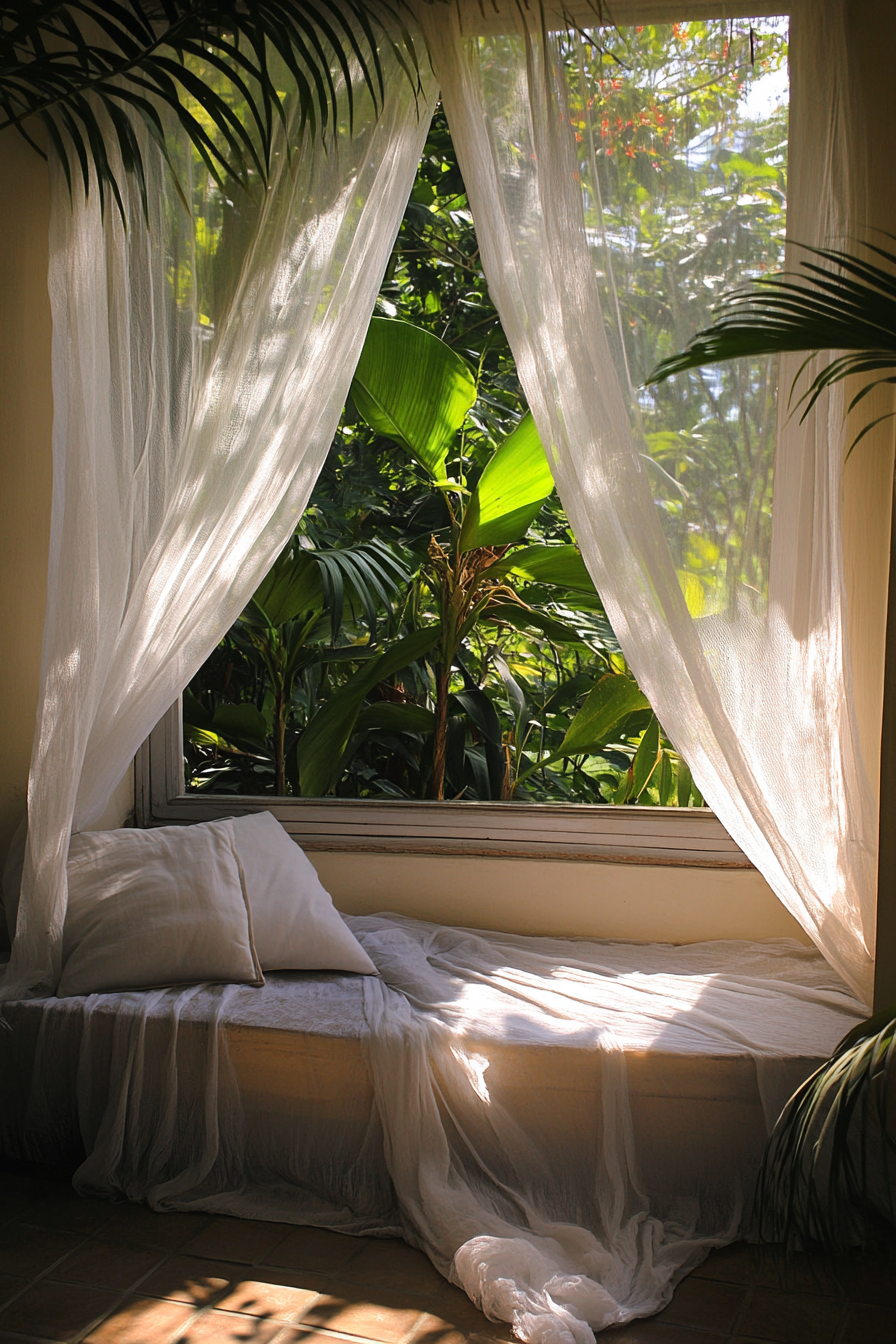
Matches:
[[2, 917, 864, 1343]]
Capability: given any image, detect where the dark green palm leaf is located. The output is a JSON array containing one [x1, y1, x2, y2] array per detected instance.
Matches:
[[0, 0, 432, 221], [308, 539, 411, 644], [754, 1008, 896, 1253], [647, 241, 896, 455]]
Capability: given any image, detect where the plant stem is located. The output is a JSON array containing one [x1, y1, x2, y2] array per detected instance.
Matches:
[[428, 663, 451, 800], [274, 681, 287, 797]]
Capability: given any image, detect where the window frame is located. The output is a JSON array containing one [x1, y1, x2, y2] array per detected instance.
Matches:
[[139, 702, 752, 868], [137, 1, 792, 876]]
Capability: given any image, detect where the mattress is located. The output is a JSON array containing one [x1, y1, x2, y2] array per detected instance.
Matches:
[[0, 914, 866, 1341]]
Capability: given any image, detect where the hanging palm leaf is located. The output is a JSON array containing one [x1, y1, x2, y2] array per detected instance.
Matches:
[[753, 1007, 896, 1252], [0, 0, 430, 218], [647, 239, 896, 455]]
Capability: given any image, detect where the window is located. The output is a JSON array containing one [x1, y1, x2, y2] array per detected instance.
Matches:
[[141, 12, 787, 871]]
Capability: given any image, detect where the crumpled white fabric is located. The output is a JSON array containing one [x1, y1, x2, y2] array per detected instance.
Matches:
[[355, 916, 859, 1342], [0, 916, 864, 1342]]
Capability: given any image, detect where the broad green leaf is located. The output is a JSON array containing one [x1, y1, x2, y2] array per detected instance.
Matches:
[[492, 543, 599, 595], [356, 703, 435, 733], [296, 626, 440, 796], [459, 412, 553, 551], [514, 674, 648, 785], [657, 751, 675, 806], [483, 603, 586, 644], [542, 674, 596, 716], [559, 675, 650, 756], [350, 317, 476, 480], [250, 553, 323, 628], [632, 717, 661, 799], [184, 700, 270, 756], [451, 687, 505, 798], [212, 702, 270, 745], [182, 689, 212, 731], [677, 570, 706, 618], [677, 759, 694, 808]]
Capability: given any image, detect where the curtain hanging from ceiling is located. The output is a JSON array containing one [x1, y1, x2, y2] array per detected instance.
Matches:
[[1, 28, 436, 1003], [423, 0, 876, 1004]]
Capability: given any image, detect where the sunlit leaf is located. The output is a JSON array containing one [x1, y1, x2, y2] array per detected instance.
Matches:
[[491, 543, 599, 594], [459, 411, 553, 551], [514, 674, 649, 786], [350, 317, 477, 480]]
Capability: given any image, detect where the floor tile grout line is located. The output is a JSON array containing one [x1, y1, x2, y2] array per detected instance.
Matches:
[[0, 1212, 120, 1319]]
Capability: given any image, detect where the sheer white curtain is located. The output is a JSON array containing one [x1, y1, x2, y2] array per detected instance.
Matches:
[[2, 37, 436, 1002], [423, 0, 877, 1003]]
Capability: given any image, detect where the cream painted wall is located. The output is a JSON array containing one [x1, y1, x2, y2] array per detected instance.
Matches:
[[0, 133, 134, 888], [0, 134, 54, 868], [841, 1, 896, 793], [312, 851, 810, 944]]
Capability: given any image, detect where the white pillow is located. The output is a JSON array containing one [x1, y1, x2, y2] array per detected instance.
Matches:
[[227, 812, 376, 975], [58, 820, 263, 998]]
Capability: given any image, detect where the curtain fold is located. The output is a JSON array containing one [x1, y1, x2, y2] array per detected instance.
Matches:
[[423, 0, 877, 1004], [2, 33, 436, 1002]]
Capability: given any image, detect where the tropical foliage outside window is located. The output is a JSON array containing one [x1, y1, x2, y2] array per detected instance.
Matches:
[[184, 17, 789, 804]]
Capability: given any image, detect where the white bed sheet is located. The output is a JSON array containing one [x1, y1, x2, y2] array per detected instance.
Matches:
[[0, 914, 864, 1342]]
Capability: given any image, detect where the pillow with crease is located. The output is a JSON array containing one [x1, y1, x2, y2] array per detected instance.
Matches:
[[58, 819, 263, 998], [226, 811, 376, 975]]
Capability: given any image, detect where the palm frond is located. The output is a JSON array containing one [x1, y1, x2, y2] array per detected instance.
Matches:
[[754, 1007, 896, 1253], [0, 0, 433, 220], [646, 240, 896, 455], [308, 538, 412, 643]]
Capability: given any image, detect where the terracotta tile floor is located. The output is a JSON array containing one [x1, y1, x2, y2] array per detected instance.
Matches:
[[0, 1165, 893, 1344]]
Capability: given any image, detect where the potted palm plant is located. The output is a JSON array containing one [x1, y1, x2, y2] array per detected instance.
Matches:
[[648, 238, 896, 1251]]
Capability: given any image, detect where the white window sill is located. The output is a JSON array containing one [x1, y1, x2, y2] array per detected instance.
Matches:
[[138, 702, 752, 870]]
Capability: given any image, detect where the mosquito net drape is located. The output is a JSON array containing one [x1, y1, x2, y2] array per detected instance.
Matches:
[[1, 30, 436, 1002], [423, 0, 877, 1003]]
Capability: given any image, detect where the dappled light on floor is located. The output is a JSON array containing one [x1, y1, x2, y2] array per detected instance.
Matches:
[[0, 1164, 893, 1343]]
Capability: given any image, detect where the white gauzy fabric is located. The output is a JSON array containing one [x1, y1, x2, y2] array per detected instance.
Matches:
[[0, 915, 864, 1340], [2, 33, 436, 1002], [421, 0, 877, 1004]]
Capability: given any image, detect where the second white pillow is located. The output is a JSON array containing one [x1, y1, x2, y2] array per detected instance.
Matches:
[[229, 812, 376, 975]]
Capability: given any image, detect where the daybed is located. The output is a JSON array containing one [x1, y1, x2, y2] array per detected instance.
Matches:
[[0, 912, 864, 1343]]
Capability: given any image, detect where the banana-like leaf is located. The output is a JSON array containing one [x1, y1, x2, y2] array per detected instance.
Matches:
[[559, 675, 649, 756], [491, 543, 599, 594], [450, 687, 504, 797], [2, 1, 428, 221], [350, 317, 477, 480], [483, 603, 586, 644], [296, 625, 440, 796], [183, 695, 270, 756], [631, 716, 661, 799], [459, 412, 553, 551], [356, 702, 435, 733], [514, 673, 648, 786]]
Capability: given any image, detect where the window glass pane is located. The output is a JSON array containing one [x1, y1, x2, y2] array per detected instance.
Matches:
[[183, 17, 787, 805], [576, 17, 789, 614]]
